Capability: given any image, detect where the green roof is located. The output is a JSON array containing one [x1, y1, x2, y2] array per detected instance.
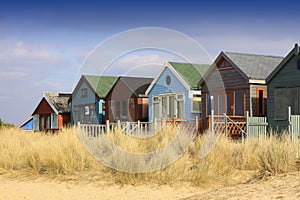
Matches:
[[168, 62, 210, 89], [84, 75, 119, 98]]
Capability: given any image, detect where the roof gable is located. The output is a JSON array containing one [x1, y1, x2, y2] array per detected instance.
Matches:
[[32, 97, 56, 115], [223, 52, 284, 80], [32, 93, 71, 116], [120, 76, 153, 96], [267, 44, 300, 83], [146, 61, 210, 95], [83, 75, 119, 98], [168, 62, 210, 88]]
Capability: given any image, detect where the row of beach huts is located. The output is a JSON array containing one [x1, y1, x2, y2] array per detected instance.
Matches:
[[20, 44, 300, 137]]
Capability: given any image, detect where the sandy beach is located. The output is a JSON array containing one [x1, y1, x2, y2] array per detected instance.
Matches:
[[1, 172, 299, 200]]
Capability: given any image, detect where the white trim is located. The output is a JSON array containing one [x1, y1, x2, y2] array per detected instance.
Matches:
[[165, 62, 191, 90], [145, 61, 191, 95], [152, 95, 160, 121], [249, 79, 266, 84], [18, 116, 33, 128], [145, 61, 168, 95], [191, 93, 202, 114], [151, 93, 185, 120]]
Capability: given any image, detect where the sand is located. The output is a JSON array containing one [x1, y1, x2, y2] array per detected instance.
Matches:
[[1, 172, 299, 200]]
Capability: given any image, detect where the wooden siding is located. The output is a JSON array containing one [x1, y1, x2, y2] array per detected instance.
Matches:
[[200, 57, 271, 130], [71, 80, 104, 124], [267, 54, 300, 132], [201, 66, 248, 93], [201, 62, 249, 129], [105, 79, 149, 122], [33, 99, 55, 115], [148, 67, 199, 122]]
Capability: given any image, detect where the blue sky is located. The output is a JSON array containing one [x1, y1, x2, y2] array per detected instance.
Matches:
[[1, 0, 300, 125]]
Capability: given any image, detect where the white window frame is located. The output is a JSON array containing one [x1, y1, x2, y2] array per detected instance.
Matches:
[[152, 93, 185, 120], [191, 91, 201, 113]]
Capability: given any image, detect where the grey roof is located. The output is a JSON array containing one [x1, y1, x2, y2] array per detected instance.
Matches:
[[120, 76, 153, 96], [267, 44, 300, 83], [224, 52, 284, 80], [44, 93, 71, 113]]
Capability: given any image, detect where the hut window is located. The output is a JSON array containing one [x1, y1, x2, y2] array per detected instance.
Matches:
[[176, 94, 184, 118], [297, 58, 300, 70], [85, 105, 89, 115], [234, 90, 245, 116], [81, 88, 87, 98], [33, 115, 39, 131], [115, 101, 121, 119], [152, 96, 160, 120], [122, 100, 128, 118], [226, 91, 233, 116], [166, 75, 171, 85], [207, 94, 213, 116], [275, 87, 299, 120], [192, 94, 201, 113], [46, 116, 50, 129], [218, 60, 231, 69]]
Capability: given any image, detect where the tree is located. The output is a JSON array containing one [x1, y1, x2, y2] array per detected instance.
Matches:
[[0, 118, 2, 127]]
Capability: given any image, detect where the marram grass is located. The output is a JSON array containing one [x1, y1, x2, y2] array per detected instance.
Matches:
[[0, 127, 299, 187]]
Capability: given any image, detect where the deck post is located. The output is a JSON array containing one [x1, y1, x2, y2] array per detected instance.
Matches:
[[211, 109, 214, 135], [246, 111, 249, 139], [126, 121, 130, 134], [154, 118, 157, 131], [137, 120, 141, 133], [106, 120, 110, 134], [117, 120, 121, 129], [195, 116, 198, 132], [224, 113, 228, 137], [288, 106, 292, 140]]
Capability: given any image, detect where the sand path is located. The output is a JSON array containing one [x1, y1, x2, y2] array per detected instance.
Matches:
[[1, 172, 299, 200]]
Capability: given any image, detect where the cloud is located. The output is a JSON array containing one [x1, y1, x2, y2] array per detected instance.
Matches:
[[0, 39, 60, 64], [0, 38, 77, 125], [104, 52, 180, 78], [0, 71, 28, 78]]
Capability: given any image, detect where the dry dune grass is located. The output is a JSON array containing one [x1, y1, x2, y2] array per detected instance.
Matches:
[[0, 126, 299, 188]]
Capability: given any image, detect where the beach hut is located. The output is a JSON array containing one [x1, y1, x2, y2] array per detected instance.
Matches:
[[70, 75, 118, 124], [145, 61, 210, 122], [266, 44, 300, 133], [106, 76, 153, 122], [32, 93, 71, 131], [199, 51, 283, 129]]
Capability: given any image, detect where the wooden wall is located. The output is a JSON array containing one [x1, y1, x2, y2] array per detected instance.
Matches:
[[267, 53, 300, 132]]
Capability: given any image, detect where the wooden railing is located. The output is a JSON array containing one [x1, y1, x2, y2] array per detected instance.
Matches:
[[207, 111, 268, 140], [77, 117, 201, 137], [162, 116, 202, 133]]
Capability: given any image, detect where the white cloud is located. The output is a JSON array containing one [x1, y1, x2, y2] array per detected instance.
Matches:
[[105, 52, 179, 77], [0, 71, 28, 78], [0, 39, 59, 63], [0, 38, 77, 125]]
